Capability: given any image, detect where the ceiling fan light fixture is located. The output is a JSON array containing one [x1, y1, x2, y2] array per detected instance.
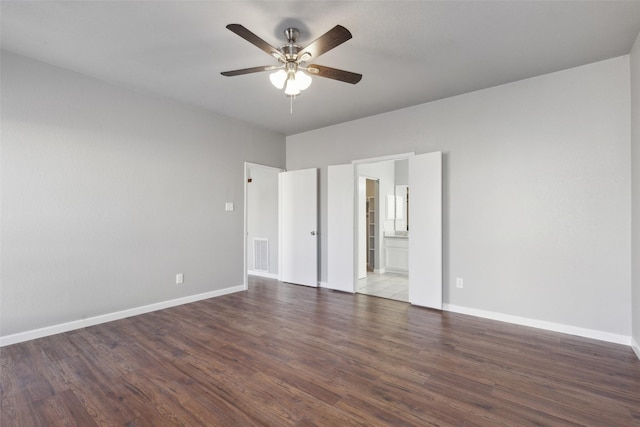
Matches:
[[269, 69, 287, 89], [284, 77, 301, 96], [294, 70, 312, 91]]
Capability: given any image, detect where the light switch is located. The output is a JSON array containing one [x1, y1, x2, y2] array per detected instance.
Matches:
[[225, 202, 234, 212]]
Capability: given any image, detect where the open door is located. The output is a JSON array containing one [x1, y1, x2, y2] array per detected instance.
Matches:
[[409, 151, 442, 309], [279, 168, 318, 287], [327, 164, 355, 292]]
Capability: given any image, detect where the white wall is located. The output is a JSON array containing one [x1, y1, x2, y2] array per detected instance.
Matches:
[[395, 159, 409, 186], [247, 165, 280, 275], [631, 32, 640, 354], [1, 51, 286, 338], [287, 56, 631, 337]]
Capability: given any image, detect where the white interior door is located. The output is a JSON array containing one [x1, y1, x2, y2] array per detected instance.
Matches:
[[279, 168, 318, 287], [327, 164, 355, 292], [409, 151, 442, 309]]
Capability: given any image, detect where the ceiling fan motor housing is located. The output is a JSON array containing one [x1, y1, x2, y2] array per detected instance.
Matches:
[[284, 27, 299, 43], [280, 28, 311, 63], [282, 44, 303, 62]]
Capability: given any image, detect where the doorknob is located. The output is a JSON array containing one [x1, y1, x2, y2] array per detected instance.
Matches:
[[310, 231, 316, 236]]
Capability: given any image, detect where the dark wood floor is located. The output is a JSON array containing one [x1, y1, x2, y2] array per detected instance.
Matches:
[[2, 277, 639, 426]]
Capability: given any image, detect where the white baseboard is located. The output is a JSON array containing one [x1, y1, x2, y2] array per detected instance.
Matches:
[[632, 337, 640, 360], [319, 281, 329, 288], [0, 284, 244, 347], [248, 270, 278, 280], [443, 304, 631, 346]]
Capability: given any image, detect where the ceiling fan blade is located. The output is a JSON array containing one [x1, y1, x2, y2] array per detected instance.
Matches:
[[226, 24, 285, 61], [221, 65, 277, 77], [307, 65, 362, 84], [298, 25, 352, 61]]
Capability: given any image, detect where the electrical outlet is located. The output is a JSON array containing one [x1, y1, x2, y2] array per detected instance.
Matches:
[[456, 278, 464, 289], [176, 273, 184, 284]]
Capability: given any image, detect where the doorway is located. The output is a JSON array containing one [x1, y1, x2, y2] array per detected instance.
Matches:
[[326, 150, 442, 309], [243, 162, 283, 289], [355, 158, 410, 302]]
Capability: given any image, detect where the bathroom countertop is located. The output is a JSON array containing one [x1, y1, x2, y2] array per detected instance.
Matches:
[[384, 232, 409, 239]]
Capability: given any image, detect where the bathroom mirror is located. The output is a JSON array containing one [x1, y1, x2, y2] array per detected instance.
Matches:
[[395, 185, 409, 231], [386, 195, 396, 220]]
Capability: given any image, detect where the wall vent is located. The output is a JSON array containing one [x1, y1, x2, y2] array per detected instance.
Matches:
[[253, 238, 269, 272]]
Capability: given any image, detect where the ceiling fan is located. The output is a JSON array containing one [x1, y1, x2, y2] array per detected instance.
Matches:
[[221, 24, 362, 97]]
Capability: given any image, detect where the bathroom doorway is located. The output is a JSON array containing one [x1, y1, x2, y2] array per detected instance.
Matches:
[[356, 159, 409, 302], [327, 151, 441, 309]]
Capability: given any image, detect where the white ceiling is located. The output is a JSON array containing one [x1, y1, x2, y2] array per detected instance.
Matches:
[[2, 1, 640, 136]]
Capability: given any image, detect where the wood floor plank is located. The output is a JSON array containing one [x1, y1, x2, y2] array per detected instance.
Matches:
[[183, 392, 262, 426], [2, 276, 639, 426], [66, 374, 141, 425], [1, 389, 45, 427], [31, 389, 97, 427], [119, 370, 209, 426]]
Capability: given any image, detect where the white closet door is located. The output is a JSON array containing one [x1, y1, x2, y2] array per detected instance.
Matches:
[[279, 168, 318, 287], [327, 164, 355, 292], [409, 151, 442, 309]]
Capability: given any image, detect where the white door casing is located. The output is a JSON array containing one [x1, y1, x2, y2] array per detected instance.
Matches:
[[279, 168, 318, 287]]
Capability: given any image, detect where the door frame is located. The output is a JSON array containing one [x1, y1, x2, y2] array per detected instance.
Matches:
[[243, 162, 285, 290], [351, 153, 415, 292]]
